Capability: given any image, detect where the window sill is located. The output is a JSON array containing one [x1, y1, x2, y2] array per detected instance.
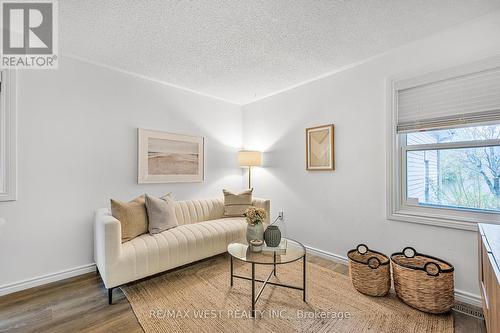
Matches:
[[388, 208, 499, 231]]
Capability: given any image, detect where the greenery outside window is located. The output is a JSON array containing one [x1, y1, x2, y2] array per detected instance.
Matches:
[[404, 125, 500, 213]]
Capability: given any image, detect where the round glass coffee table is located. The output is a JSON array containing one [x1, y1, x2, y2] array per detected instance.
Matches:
[[227, 238, 306, 317]]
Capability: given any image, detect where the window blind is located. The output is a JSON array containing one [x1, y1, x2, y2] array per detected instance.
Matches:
[[396, 65, 500, 133]]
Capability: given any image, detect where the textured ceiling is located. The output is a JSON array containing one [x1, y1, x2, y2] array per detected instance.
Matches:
[[61, 0, 500, 105]]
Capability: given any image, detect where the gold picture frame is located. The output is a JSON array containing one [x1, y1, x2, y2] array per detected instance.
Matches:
[[306, 124, 334, 171], [138, 128, 204, 183]]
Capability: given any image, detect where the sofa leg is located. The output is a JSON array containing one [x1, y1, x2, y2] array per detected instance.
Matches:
[[108, 288, 113, 305], [96, 267, 99, 276]]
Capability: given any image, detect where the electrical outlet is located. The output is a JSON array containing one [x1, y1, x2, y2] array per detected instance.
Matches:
[[278, 211, 284, 220]]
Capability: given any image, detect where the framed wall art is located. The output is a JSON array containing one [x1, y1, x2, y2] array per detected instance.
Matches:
[[138, 129, 204, 183], [306, 124, 334, 171]]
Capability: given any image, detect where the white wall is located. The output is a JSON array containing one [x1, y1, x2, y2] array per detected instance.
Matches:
[[0, 57, 243, 290], [242, 12, 500, 301]]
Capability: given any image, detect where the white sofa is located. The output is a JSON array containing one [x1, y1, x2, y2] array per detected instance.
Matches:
[[94, 197, 270, 303]]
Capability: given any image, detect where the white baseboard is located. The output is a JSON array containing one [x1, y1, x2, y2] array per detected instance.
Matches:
[[0, 263, 96, 297], [304, 244, 482, 308], [305, 244, 348, 264], [454, 289, 482, 308]]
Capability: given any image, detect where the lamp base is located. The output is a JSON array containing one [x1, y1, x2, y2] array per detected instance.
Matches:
[[248, 166, 252, 189]]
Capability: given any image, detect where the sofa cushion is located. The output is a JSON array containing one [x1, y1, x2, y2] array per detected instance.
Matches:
[[223, 189, 253, 217], [145, 193, 178, 234], [111, 195, 148, 242], [117, 218, 247, 282]]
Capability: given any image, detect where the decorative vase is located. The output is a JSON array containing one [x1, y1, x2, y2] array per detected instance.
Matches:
[[264, 225, 282, 247], [246, 222, 264, 243]]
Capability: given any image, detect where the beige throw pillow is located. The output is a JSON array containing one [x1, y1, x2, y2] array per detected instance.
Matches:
[[223, 189, 253, 217], [145, 193, 178, 234], [111, 195, 148, 243]]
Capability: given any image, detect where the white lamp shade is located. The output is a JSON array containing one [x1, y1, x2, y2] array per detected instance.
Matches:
[[238, 150, 262, 167]]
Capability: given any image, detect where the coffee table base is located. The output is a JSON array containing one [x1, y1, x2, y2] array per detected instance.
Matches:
[[230, 254, 306, 318]]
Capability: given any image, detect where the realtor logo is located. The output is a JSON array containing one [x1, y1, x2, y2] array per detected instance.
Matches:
[[1, 0, 58, 69]]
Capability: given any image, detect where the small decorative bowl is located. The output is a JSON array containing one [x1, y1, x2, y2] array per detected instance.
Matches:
[[249, 239, 263, 252]]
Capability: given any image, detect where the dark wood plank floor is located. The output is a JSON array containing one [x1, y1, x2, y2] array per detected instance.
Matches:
[[0, 254, 485, 333]]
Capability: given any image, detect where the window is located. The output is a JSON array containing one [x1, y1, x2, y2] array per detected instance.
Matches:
[[0, 70, 17, 201], [405, 125, 500, 212], [388, 57, 500, 230]]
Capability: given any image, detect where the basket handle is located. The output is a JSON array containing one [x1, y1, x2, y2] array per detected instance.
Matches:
[[402, 247, 416, 258], [424, 262, 441, 276], [356, 244, 369, 255], [367, 256, 381, 269]]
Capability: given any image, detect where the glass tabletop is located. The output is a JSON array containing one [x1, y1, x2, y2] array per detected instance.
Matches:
[[227, 238, 305, 265]]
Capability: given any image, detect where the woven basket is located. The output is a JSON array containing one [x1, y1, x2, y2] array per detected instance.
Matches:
[[348, 244, 390, 296], [391, 247, 454, 314]]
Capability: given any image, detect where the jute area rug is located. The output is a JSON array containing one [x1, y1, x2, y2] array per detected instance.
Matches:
[[121, 254, 453, 333]]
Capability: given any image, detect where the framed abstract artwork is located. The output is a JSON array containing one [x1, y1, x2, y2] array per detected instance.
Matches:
[[306, 124, 334, 171], [138, 129, 204, 183]]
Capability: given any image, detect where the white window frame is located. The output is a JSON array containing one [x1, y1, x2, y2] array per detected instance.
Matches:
[[387, 60, 500, 231], [0, 70, 17, 201]]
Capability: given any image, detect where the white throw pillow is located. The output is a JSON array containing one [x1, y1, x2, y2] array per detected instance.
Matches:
[[145, 193, 178, 234]]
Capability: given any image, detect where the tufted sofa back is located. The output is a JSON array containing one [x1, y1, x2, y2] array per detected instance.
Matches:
[[173, 197, 271, 225], [174, 198, 225, 225]]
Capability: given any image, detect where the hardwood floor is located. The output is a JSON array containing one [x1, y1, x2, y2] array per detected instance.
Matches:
[[0, 254, 485, 333], [0, 272, 140, 333]]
